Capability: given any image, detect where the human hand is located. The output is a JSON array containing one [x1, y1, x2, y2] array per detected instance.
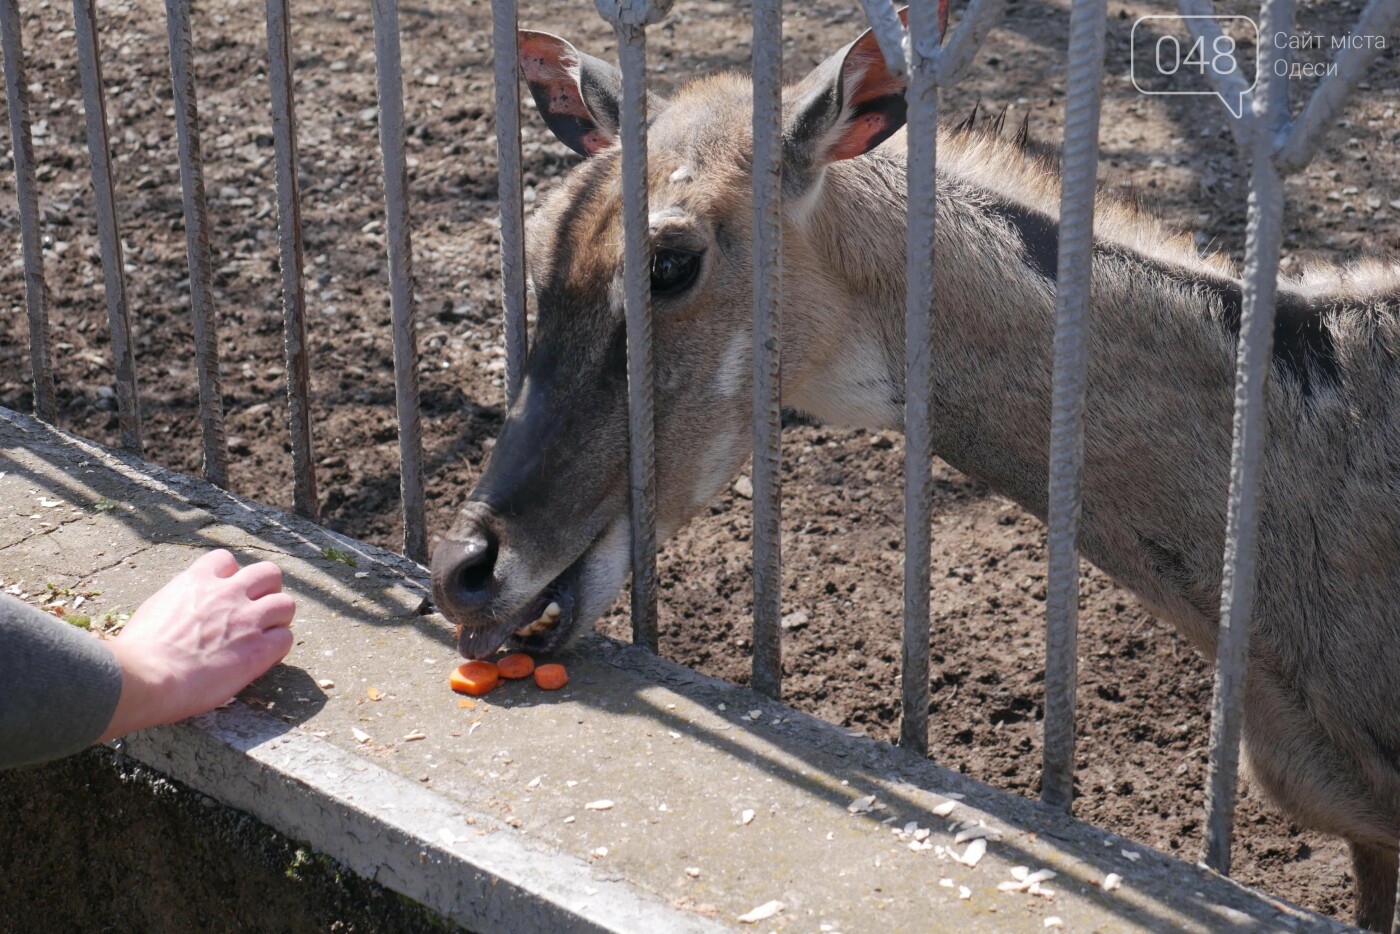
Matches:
[[100, 549, 296, 742]]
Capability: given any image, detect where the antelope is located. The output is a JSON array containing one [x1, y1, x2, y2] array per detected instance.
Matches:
[[427, 18, 1400, 929]]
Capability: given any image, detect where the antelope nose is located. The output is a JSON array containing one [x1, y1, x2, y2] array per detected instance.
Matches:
[[431, 523, 499, 618]]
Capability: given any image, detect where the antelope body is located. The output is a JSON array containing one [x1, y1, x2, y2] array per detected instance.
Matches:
[[428, 20, 1400, 928]]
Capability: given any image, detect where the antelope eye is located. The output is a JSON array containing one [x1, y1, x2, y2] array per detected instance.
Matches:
[[650, 249, 702, 297]]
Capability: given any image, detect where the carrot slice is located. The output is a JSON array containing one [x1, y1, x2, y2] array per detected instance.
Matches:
[[450, 660, 499, 696], [497, 653, 535, 680], [533, 663, 568, 691]]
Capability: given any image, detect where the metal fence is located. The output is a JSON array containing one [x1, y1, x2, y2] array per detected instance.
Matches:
[[3, 0, 1395, 895]]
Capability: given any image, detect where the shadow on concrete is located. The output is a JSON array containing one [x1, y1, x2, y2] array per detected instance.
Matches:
[[540, 637, 1334, 934], [1, 410, 455, 656], [0, 407, 1339, 933]]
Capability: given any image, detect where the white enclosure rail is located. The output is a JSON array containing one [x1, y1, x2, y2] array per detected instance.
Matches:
[[2, 0, 1396, 912]]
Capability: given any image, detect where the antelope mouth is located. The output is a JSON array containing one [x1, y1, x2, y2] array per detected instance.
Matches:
[[454, 562, 582, 660], [444, 513, 629, 662], [507, 580, 578, 655]]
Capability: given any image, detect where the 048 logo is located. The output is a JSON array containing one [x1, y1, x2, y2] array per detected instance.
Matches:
[[1131, 15, 1259, 118]]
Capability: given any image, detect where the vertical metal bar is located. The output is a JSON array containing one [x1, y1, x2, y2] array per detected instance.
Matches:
[[898, 0, 940, 756], [265, 0, 317, 520], [492, 0, 527, 406], [1388, 868, 1400, 934], [856, 0, 909, 77], [1393, 864, 1400, 934], [1177, 1, 1256, 148], [612, 23, 658, 653], [369, 0, 427, 563], [749, 0, 782, 699], [72, 0, 141, 453], [1040, 0, 1107, 813], [0, 0, 57, 424], [164, 0, 228, 487], [1202, 0, 1294, 875]]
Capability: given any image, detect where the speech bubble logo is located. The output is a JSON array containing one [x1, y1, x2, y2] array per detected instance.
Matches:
[[1130, 15, 1259, 120]]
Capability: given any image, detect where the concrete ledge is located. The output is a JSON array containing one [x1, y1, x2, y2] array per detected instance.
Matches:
[[0, 408, 1351, 933], [127, 704, 718, 933]]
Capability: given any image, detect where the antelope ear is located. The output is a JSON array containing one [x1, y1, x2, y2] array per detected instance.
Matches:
[[781, 7, 911, 191], [519, 30, 622, 157]]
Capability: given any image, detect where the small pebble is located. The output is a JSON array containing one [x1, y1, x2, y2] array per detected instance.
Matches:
[[685, 867, 700, 878], [317, 678, 335, 690], [960, 838, 987, 868], [585, 799, 615, 811], [954, 826, 992, 844], [737, 900, 783, 924]]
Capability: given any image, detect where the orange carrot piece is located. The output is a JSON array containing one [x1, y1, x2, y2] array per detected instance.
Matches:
[[533, 663, 568, 691], [450, 660, 499, 696], [497, 653, 535, 680]]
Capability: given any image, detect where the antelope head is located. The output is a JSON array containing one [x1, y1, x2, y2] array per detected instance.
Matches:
[[430, 16, 913, 658]]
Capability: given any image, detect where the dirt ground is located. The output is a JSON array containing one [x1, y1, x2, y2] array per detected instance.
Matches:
[[1, 0, 1396, 924]]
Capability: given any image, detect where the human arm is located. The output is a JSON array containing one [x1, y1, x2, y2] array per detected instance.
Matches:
[[1, 550, 296, 768], [0, 592, 122, 769]]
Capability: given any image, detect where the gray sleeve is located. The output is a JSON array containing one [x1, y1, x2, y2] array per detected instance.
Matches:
[[0, 593, 123, 769]]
